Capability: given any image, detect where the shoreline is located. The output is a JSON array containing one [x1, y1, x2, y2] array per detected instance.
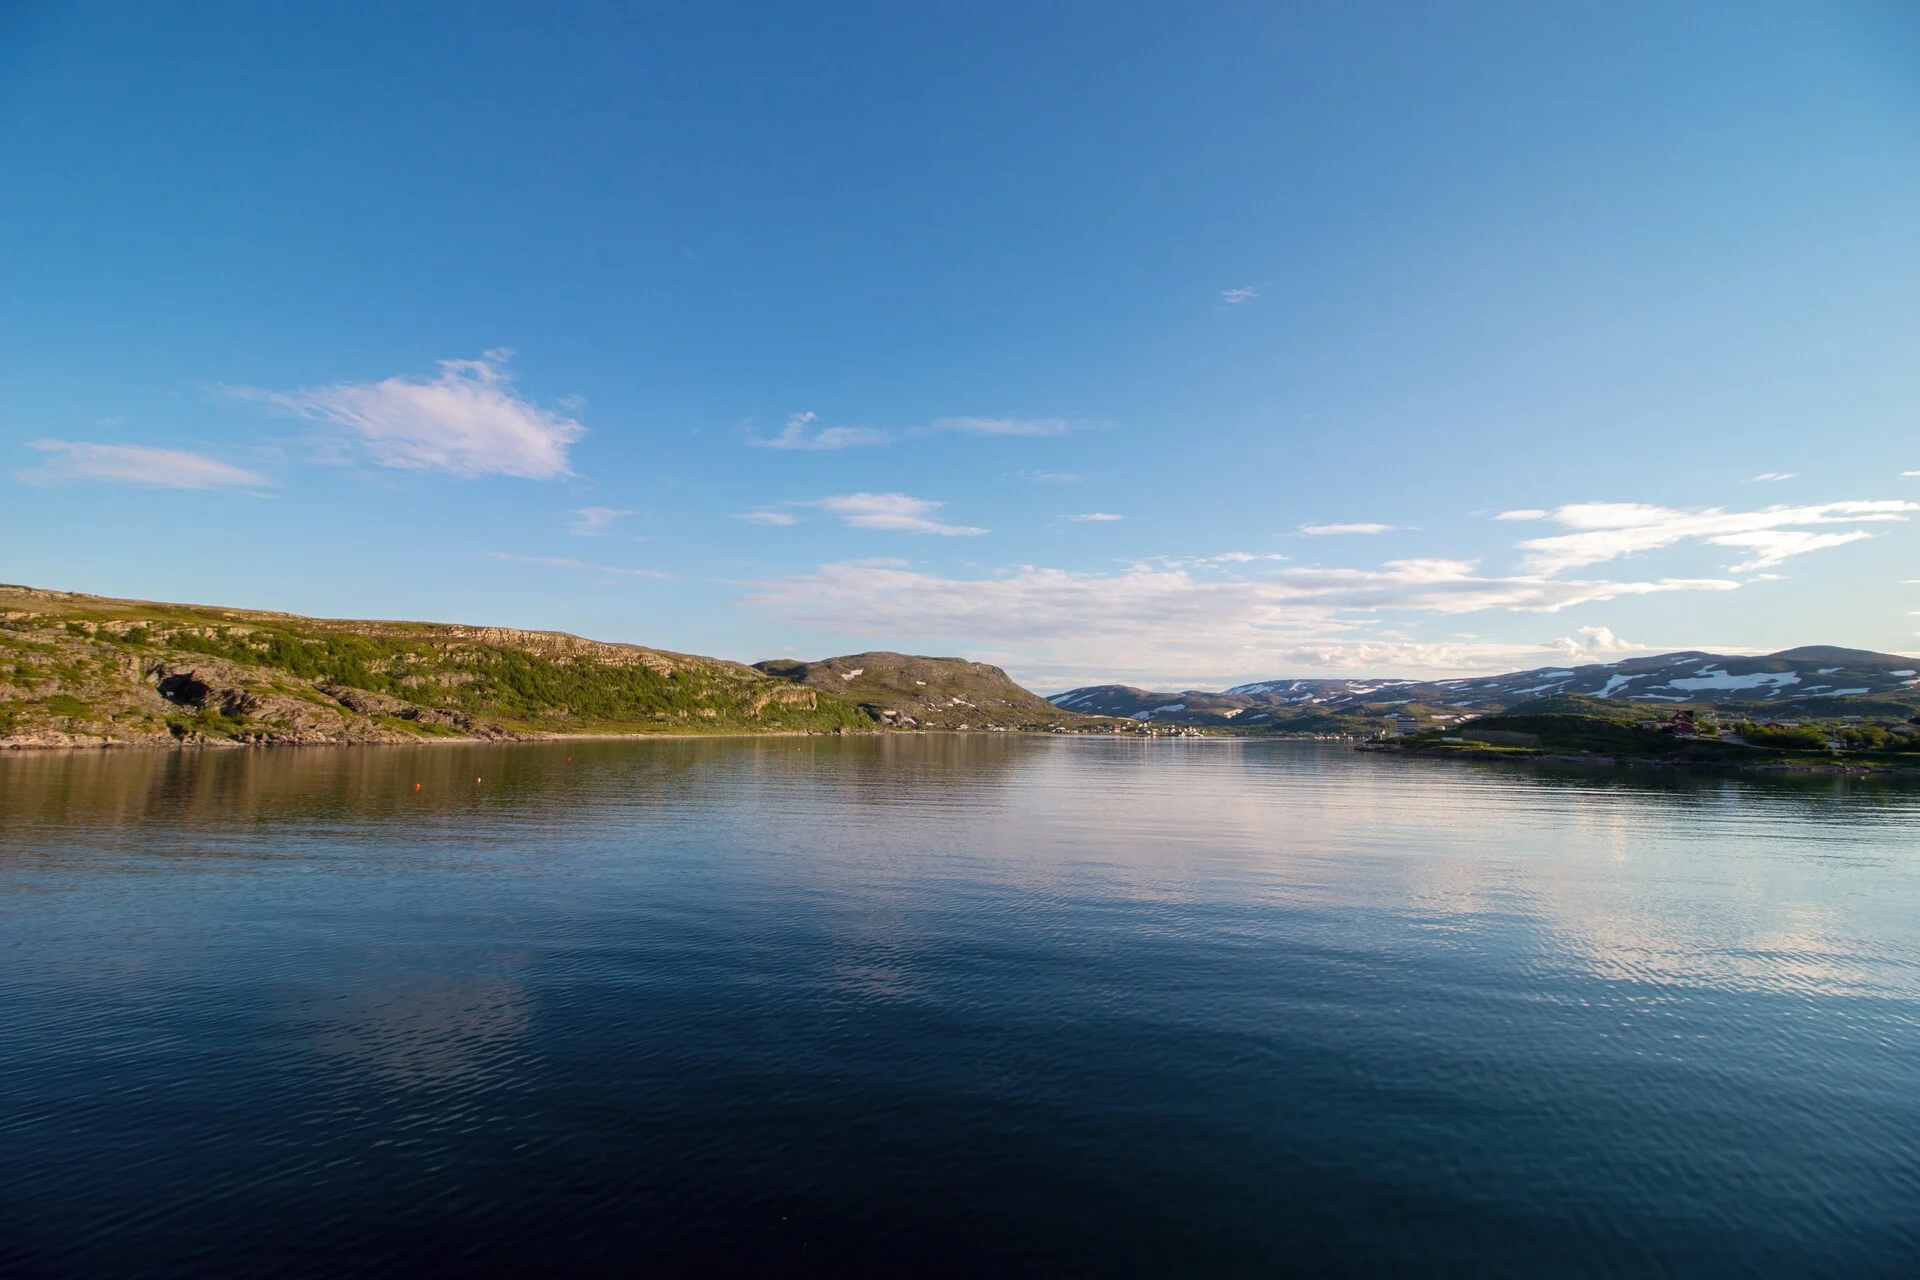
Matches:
[[0, 728, 1352, 753], [1361, 743, 1920, 777], [0, 728, 884, 752]]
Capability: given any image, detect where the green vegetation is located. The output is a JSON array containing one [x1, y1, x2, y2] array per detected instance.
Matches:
[[1391, 693, 1920, 771], [755, 651, 1106, 731], [1739, 724, 1828, 751], [1, 583, 873, 745]]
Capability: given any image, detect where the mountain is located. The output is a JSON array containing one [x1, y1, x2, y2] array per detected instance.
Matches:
[[753, 651, 1103, 730], [0, 584, 870, 747], [1049, 648, 1920, 730], [1052, 680, 1402, 723]]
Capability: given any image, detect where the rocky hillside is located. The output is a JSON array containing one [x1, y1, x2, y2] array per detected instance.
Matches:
[[1051, 647, 1920, 732], [754, 651, 1106, 731], [0, 584, 871, 747]]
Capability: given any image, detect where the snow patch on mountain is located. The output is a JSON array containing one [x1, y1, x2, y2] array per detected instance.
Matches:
[[1667, 668, 1801, 692]]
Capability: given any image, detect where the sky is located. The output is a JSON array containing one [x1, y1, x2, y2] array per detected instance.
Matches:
[[3, 1, 1919, 691]]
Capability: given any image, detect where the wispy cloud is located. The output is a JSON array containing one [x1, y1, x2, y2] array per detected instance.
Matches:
[[732, 492, 1918, 684], [1020, 470, 1085, 484], [1060, 512, 1122, 522], [233, 351, 583, 479], [568, 506, 632, 536], [753, 411, 892, 451], [750, 413, 1090, 450], [815, 492, 987, 536], [16, 440, 268, 490], [487, 552, 670, 579], [1494, 509, 1548, 521], [1299, 522, 1393, 536], [741, 558, 1731, 687], [933, 416, 1079, 437], [1222, 287, 1258, 304], [1146, 552, 1288, 569], [731, 510, 800, 526], [1905, 470, 1920, 477], [1748, 472, 1795, 482], [1517, 500, 1919, 574]]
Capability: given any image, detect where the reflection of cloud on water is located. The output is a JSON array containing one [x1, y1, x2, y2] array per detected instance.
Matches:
[[309, 972, 533, 1087], [1520, 888, 1914, 1000], [797, 741, 1920, 1003]]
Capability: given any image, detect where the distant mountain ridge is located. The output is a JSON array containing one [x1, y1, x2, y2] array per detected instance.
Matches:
[[1051, 647, 1920, 729]]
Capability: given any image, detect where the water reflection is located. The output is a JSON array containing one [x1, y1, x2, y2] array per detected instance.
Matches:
[[2, 738, 1918, 1274]]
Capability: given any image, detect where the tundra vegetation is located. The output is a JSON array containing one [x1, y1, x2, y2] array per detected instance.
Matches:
[[0, 585, 871, 746], [1386, 694, 1920, 771]]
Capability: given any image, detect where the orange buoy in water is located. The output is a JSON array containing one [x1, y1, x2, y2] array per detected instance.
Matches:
[[413, 783, 421, 791]]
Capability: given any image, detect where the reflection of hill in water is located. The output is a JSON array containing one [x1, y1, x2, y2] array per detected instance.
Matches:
[[0, 736, 1043, 834]]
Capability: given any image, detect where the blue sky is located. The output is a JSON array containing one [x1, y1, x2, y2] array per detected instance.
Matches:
[[4, 2, 1918, 689]]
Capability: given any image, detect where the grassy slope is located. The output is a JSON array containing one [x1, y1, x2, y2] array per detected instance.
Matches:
[[754, 651, 1112, 730], [0, 585, 870, 746]]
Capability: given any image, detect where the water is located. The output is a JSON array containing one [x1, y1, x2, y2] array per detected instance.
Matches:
[[2, 737, 1917, 1276]]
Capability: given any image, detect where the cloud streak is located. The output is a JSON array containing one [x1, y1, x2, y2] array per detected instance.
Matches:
[[568, 506, 632, 536], [815, 492, 987, 536], [235, 351, 583, 479], [1299, 522, 1392, 536], [932, 416, 1079, 437], [16, 440, 268, 490], [750, 412, 1090, 450], [1060, 512, 1122, 522], [1517, 501, 1918, 574], [753, 412, 893, 451]]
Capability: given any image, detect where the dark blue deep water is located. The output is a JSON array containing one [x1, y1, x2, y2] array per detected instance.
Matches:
[[2, 737, 1918, 1276]]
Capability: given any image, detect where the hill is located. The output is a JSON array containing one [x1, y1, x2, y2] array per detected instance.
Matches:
[[1049, 648, 1920, 732], [1386, 691, 1920, 769], [754, 651, 1106, 731], [0, 584, 871, 747]]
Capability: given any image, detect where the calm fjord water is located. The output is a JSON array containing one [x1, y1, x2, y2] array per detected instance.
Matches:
[[2, 738, 1917, 1276]]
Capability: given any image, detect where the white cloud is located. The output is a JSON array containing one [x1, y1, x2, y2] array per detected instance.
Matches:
[[1905, 470, 1920, 477], [1749, 472, 1795, 482], [933, 416, 1079, 437], [1299, 522, 1393, 536], [1548, 625, 1638, 658], [731, 509, 801, 526], [16, 439, 268, 490], [1495, 509, 1548, 521], [568, 506, 632, 536], [1020, 470, 1085, 484], [740, 557, 1734, 687], [1060, 512, 1122, 522], [1222, 287, 1258, 304], [754, 412, 892, 451], [488, 552, 670, 579], [815, 492, 987, 536], [1147, 552, 1288, 569], [236, 352, 583, 479], [1517, 500, 1919, 575]]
